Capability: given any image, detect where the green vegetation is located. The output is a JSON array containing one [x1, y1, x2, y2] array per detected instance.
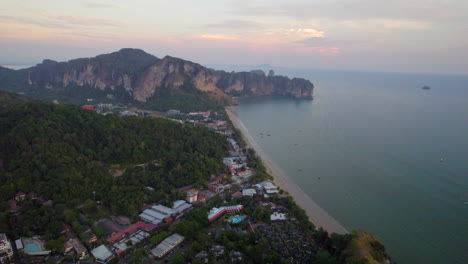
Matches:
[[0, 94, 228, 239], [139, 82, 222, 112]]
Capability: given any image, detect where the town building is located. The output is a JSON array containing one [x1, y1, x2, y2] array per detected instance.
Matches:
[[113, 229, 150, 253], [186, 189, 199, 203], [242, 188, 257, 197], [150, 233, 185, 258], [91, 245, 114, 264], [208, 184, 224, 193], [172, 200, 192, 215], [210, 245, 226, 257], [0, 234, 13, 263], [83, 226, 98, 244], [271, 212, 287, 221], [238, 170, 253, 178], [107, 221, 156, 244], [68, 238, 88, 260]]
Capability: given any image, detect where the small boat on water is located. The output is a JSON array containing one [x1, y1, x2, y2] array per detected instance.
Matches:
[[422, 85, 431, 90]]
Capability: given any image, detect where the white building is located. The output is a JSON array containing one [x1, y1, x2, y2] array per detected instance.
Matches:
[[150, 233, 185, 258], [263, 181, 279, 194], [91, 245, 114, 264], [0, 234, 13, 262], [270, 212, 287, 221], [172, 200, 192, 214]]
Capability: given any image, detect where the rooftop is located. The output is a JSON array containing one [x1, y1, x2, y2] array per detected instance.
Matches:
[[91, 245, 114, 262]]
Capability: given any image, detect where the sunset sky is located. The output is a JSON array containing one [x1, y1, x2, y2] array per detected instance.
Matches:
[[1, 0, 467, 74]]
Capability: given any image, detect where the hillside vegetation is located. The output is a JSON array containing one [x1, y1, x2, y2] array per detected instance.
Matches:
[[0, 92, 228, 238]]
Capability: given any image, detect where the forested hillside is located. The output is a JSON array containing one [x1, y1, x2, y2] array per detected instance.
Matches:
[[0, 93, 228, 236]]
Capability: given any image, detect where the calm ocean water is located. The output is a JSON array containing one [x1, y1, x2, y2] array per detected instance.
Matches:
[[225, 67, 468, 264]]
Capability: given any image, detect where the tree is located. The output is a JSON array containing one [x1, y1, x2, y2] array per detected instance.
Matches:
[[171, 255, 185, 264]]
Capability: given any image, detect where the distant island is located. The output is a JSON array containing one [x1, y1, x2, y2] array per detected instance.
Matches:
[[422, 85, 431, 90], [0, 48, 313, 111]]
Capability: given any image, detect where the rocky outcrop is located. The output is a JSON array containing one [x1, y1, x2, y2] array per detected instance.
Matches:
[[0, 49, 313, 106]]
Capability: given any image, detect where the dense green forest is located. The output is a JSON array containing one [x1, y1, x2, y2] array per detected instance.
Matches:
[[137, 82, 223, 112], [0, 92, 228, 237]]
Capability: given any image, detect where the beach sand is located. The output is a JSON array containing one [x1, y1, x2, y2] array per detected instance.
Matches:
[[226, 106, 348, 234]]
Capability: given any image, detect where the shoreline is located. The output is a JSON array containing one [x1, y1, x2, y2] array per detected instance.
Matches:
[[226, 106, 348, 234]]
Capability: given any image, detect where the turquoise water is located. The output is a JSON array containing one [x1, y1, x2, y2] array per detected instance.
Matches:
[[230, 68, 468, 264], [228, 216, 247, 223], [24, 241, 40, 253]]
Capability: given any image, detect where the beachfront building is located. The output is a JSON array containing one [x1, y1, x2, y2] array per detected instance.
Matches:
[[0, 234, 13, 263], [263, 181, 279, 195], [91, 245, 114, 264], [150, 233, 185, 258], [208, 205, 244, 221]]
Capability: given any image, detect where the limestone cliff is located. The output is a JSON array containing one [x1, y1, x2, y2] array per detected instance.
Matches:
[[0, 49, 314, 109]]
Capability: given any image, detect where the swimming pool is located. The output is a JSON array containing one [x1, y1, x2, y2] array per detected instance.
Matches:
[[24, 241, 40, 253], [227, 215, 246, 223]]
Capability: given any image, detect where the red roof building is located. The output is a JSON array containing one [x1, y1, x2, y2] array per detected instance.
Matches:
[[82, 105, 95, 110]]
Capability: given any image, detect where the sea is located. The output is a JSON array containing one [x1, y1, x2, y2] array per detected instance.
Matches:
[[217, 66, 468, 264]]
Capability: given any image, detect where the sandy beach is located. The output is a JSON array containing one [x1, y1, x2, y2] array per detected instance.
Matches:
[[226, 106, 348, 234]]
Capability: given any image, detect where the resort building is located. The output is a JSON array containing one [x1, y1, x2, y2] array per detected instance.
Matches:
[[0, 234, 13, 263], [91, 245, 114, 264], [208, 205, 244, 221], [150, 233, 185, 258], [263, 181, 279, 195], [271, 212, 287, 222]]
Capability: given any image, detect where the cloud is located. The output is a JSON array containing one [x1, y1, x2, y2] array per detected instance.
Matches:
[[204, 19, 260, 29], [380, 20, 431, 30], [0, 15, 71, 29], [196, 34, 239, 40], [231, 0, 468, 25], [0, 13, 120, 29], [82, 1, 120, 8], [286, 28, 325, 38], [46, 14, 120, 27]]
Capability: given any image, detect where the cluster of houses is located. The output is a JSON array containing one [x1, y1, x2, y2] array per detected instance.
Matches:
[[3, 108, 292, 263]]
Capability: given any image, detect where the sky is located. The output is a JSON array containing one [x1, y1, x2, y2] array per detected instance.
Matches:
[[1, 0, 467, 75]]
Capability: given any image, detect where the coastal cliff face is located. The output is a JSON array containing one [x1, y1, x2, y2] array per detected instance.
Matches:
[[0, 49, 313, 108]]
